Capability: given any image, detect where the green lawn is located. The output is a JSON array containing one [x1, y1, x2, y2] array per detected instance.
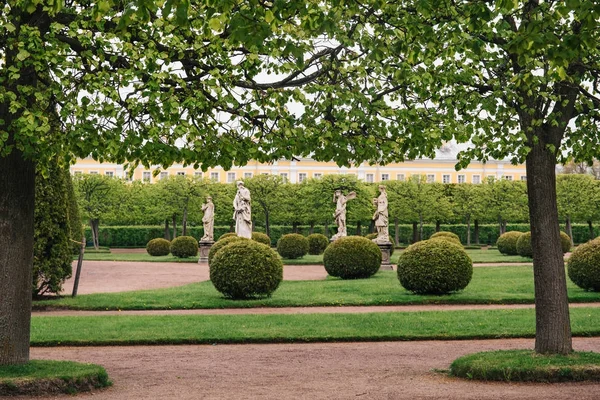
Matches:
[[35, 267, 599, 311], [29, 307, 600, 346], [79, 248, 533, 264]]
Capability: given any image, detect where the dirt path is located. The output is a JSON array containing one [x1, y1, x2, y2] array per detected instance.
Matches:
[[26, 338, 600, 400]]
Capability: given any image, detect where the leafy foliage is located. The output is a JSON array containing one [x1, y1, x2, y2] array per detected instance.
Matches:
[[397, 239, 473, 295], [210, 240, 283, 299], [323, 236, 381, 279], [567, 239, 600, 292]]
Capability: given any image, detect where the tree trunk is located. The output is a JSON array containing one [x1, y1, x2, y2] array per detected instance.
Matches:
[[324, 223, 329, 238], [474, 219, 480, 244], [526, 142, 572, 354], [0, 148, 35, 365], [265, 210, 270, 238], [90, 219, 100, 249], [369, 219, 375, 233], [356, 221, 362, 236], [435, 221, 441, 232], [309, 222, 314, 235], [466, 216, 471, 246], [498, 217, 506, 235], [412, 222, 418, 243], [394, 217, 399, 246], [172, 215, 177, 239], [182, 206, 188, 236], [565, 216, 574, 246], [164, 219, 170, 240], [588, 220, 594, 241], [292, 222, 298, 234], [419, 214, 423, 241]]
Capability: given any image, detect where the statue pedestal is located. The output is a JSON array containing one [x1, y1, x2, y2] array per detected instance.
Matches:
[[377, 242, 394, 270], [198, 240, 214, 264]]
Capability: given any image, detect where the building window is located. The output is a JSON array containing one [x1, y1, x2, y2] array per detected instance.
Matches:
[[442, 174, 451, 184], [520, 175, 527, 181], [366, 173, 374, 183], [381, 173, 389, 181], [298, 173, 307, 183], [177, 171, 185, 176], [472, 175, 481, 184], [426, 174, 435, 183], [160, 172, 169, 180], [143, 171, 151, 182], [396, 174, 405, 181], [280, 173, 288, 182], [503, 175, 513, 181], [227, 172, 236, 183], [104, 171, 114, 177], [210, 172, 219, 182], [74, 171, 83, 175], [89, 171, 98, 175], [458, 175, 466, 184], [194, 171, 202, 178], [313, 173, 323, 179], [261, 172, 269, 176], [244, 172, 253, 179]]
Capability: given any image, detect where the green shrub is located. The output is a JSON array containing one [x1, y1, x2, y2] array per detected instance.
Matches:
[[277, 233, 309, 259], [252, 232, 271, 246], [516, 232, 533, 258], [170, 236, 198, 258], [307, 233, 329, 255], [218, 232, 238, 241], [430, 231, 461, 245], [208, 236, 248, 265], [146, 238, 171, 256], [560, 231, 572, 253], [397, 239, 473, 294], [210, 240, 283, 299], [567, 239, 600, 291], [365, 233, 377, 240], [496, 231, 524, 255], [323, 236, 382, 279]]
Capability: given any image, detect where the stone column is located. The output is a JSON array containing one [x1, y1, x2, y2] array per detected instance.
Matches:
[[198, 240, 214, 264], [378, 242, 394, 270]]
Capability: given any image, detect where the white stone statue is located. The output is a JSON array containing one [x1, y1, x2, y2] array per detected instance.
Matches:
[[233, 181, 252, 238], [331, 189, 356, 240], [372, 185, 391, 244], [200, 196, 214, 241]]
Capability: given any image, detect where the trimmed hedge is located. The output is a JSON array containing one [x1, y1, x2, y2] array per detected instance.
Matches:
[[208, 236, 248, 265], [277, 234, 309, 259], [251, 232, 271, 246], [323, 236, 382, 279], [496, 231, 523, 255], [397, 239, 473, 294], [170, 236, 198, 258], [146, 238, 171, 256], [560, 231, 572, 253], [307, 233, 329, 255], [210, 240, 283, 299], [567, 239, 600, 291], [516, 232, 533, 258], [218, 232, 238, 241], [82, 223, 600, 248], [430, 231, 461, 244]]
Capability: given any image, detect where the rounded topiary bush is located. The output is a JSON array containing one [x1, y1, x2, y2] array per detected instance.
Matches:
[[307, 233, 329, 255], [567, 239, 600, 291], [430, 231, 461, 245], [560, 231, 572, 254], [210, 240, 283, 299], [277, 233, 309, 259], [365, 233, 378, 240], [252, 232, 271, 246], [516, 231, 533, 258], [397, 239, 473, 294], [170, 236, 198, 258], [208, 236, 248, 265], [496, 231, 524, 255], [323, 236, 382, 279], [218, 232, 237, 241], [146, 238, 171, 256]]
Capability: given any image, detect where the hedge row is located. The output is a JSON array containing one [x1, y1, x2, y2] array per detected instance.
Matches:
[[84, 223, 600, 247]]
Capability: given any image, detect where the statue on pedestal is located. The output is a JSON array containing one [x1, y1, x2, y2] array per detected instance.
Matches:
[[200, 196, 214, 242], [372, 185, 391, 244], [331, 189, 356, 241], [233, 181, 252, 238]]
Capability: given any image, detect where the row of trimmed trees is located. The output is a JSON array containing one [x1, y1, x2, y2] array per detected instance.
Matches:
[[73, 172, 600, 248]]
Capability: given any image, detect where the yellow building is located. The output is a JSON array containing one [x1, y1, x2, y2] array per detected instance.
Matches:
[[71, 154, 527, 184]]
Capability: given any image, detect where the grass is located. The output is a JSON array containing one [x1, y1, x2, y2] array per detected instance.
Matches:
[[34, 268, 600, 311], [0, 360, 111, 396], [28, 307, 600, 346], [450, 350, 600, 382], [79, 249, 533, 264]]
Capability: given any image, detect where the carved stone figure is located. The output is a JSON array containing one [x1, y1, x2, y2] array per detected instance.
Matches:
[[233, 181, 252, 238], [372, 185, 391, 244], [331, 189, 356, 241], [200, 196, 214, 241]]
